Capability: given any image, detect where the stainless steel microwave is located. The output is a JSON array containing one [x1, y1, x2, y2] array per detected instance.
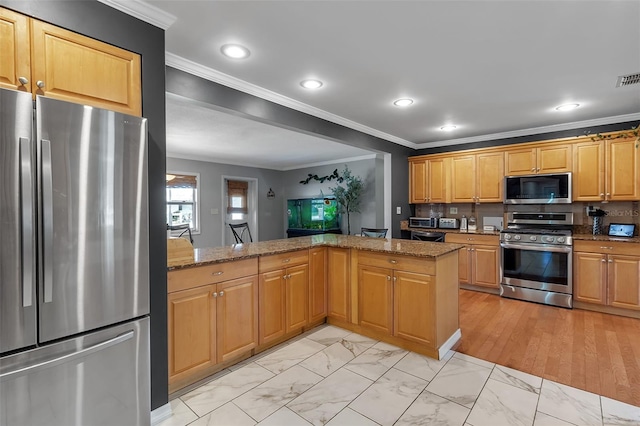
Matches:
[[409, 217, 438, 228], [504, 172, 572, 204]]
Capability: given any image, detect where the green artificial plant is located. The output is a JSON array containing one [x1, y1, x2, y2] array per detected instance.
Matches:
[[329, 166, 364, 235]]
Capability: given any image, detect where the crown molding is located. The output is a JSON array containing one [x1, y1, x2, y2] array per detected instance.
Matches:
[[165, 52, 417, 149], [97, 0, 176, 29], [418, 113, 640, 149]]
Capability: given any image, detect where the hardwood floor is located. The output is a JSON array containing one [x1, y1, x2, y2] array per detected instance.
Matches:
[[458, 289, 640, 407]]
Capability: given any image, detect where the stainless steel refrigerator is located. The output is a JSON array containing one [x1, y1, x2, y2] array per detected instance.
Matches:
[[0, 88, 150, 425]]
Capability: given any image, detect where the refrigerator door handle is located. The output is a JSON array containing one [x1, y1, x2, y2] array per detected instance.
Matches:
[[20, 137, 34, 307], [41, 139, 54, 303], [0, 330, 134, 382]]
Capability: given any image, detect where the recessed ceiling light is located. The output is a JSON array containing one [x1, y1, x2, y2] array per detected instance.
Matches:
[[440, 125, 457, 131], [220, 44, 250, 59], [555, 103, 580, 111], [393, 98, 414, 107], [300, 79, 323, 89]]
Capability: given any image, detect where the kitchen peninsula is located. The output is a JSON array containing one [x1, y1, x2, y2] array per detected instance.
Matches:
[[167, 234, 461, 392]]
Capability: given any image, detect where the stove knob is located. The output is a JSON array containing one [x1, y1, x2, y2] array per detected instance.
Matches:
[[557, 237, 566, 243], [543, 236, 555, 243], [514, 235, 521, 241], [530, 235, 537, 241], [504, 234, 512, 240]]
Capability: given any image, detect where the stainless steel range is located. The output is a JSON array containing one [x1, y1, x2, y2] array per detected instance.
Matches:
[[500, 212, 574, 308]]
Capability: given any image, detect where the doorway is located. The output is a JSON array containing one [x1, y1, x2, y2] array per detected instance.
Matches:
[[221, 176, 258, 245]]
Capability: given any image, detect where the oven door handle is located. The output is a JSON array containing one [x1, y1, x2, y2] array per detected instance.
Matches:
[[500, 242, 572, 253]]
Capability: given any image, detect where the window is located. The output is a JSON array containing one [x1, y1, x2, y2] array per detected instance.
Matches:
[[167, 172, 199, 233], [227, 180, 248, 221]]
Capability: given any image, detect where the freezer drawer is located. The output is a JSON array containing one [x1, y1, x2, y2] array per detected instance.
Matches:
[[0, 317, 150, 426]]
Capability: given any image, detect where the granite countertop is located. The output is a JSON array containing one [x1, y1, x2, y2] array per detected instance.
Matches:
[[572, 234, 640, 244], [170, 234, 463, 270]]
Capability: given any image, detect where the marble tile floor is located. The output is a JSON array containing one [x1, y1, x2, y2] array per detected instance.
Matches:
[[160, 325, 640, 426]]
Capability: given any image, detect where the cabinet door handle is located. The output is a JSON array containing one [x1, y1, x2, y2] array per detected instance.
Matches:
[[467, 248, 471, 251], [212, 271, 224, 276], [282, 258, 290, 263], [389, 259, 397, 264], [36, 80, 45, 89], [607, 259, 613, 263], [212, 292, 218, 298], [536, 168, 540, 172], [599, 246, 613, 250], [18, 76, 29, 85], [601, 258, 606, 263], [219, 291, 224, 297], [606, 193, 611, 199], [393, 276, 397, 282], [387, 276, 391, 281], [531, 168, 536, 172], [599, 193, 605, 198]]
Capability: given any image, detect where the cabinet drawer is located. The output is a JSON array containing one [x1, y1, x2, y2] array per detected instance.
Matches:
[[358, 251, 435, 275], [573, 240, 640, 256], [445, 233, 499, 246], [168, 258, 258, 293], [259, 250, 309, 272]]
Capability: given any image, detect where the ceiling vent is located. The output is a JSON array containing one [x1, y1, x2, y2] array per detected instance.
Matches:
[[616, 73, 640, 87]]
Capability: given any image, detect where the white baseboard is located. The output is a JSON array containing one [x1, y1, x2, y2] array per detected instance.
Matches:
[[438, 328, 462, 359], [150, 402, 172, 425]]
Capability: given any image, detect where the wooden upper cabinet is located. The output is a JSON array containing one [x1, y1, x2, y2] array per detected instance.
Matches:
[[409, 158, 447, 204], [505, 144, 572, 175], [607, 138, 639, 201], [409, 159, 427, 203], [573, 141, 605, 201], [0, 7, 31, 92], [573, 138, 638, 201], [451, 155, 476, 203], [476, 152, 504, 202], [450, 153, 503, 203], [30, 19, 142, 116]]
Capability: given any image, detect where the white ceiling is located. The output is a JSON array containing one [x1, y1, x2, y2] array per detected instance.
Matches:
[[106, 0, 640, 169], [165, 94, 377, 170]]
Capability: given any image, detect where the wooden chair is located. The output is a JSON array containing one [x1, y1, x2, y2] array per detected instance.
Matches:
[[229, 222, 253, 244], [361, 227, 388, 238]]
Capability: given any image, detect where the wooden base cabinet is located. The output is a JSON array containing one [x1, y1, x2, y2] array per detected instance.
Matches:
[[168, 285, 216, 385], [358, 265, 393, 334], [308, 247, 327, 323], [327, 247, 350, 322], [445, 234, 500, 289], [574, 241, 640, 311], [394, 271, 434, 346], [167, 275, 259, 388], [259, 250, 309, 345]]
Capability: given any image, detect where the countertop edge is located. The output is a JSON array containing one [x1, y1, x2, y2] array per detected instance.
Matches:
[[168, 235, 464, 270]]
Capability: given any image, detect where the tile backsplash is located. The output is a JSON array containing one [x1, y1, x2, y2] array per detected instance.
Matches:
[[414, 201, 639, 235]]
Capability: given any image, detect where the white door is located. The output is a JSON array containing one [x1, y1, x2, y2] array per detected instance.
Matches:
[[222, 177, 258, 245]]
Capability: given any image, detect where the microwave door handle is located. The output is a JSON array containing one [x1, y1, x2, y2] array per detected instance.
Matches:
[[20, 138, 34, 307], [500, 242, 572, 254]]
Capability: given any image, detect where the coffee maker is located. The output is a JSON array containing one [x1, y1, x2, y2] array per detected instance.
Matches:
[[587, 206, 606, 235]]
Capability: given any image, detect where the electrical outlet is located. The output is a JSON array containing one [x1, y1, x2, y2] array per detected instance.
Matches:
[[396, 206, 402, 215], [450, 207, 458, 214]]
